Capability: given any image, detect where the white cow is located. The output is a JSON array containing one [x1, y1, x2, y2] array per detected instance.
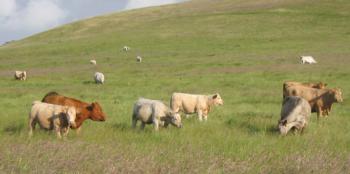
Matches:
[[132, 98, 182, 131], [90, 59, 97, 65], [170, 93, 224, 121], [94, 72, 104, 84], [300, 56, 317, 64], [136, 56, 142, 63], [28, 101, 77, 138], [14, 71, 26, 80], [123, 46, 130, 51], [278, 96, 311, 135]]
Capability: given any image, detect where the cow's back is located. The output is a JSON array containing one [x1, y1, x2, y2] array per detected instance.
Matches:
[[171, 93, 199, 113], [42, 92, 88, 109]]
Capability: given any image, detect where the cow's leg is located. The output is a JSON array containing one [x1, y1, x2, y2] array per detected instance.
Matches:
[[54, 125, 62, 139], [153, 119, 159, 131], [140, 122, 146, 130], [28, 117, 36, 137], [164, 122, 169, 128], [132, 117, 137, 129], [75, 127, 82, 135], [316, 106, 322, 119], [62, 127, 69, 137], [198, 110, 203, 121], [203, 114, 208, 121]]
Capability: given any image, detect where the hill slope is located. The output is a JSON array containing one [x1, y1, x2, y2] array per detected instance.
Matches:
[[0, 0, 350, 173]]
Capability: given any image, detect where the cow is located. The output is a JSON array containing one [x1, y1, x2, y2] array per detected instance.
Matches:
[[29, 101, 77, 138], [170, 93, 224, 121], [90, 59, 97, 65], [136, 56, 142, 63], [42, 92, 106, 133], [278, 96, 311, 135], [132, 98, 182, 131], [123, 46, 130, 52], [300, 56, 317, 64], [14, 71, 26, 80], [284, 85, 343, 118], [283, 81, 327, 99], [94, 72, 104, 84]]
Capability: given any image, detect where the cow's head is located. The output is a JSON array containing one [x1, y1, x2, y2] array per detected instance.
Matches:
[[168, 111, 182, 128], [87, 102, 106, 121], [316, 82, 327, 89], [212, 93, 224, 105], [332, 88, 343, 103], [65, 107, 77, 128], [278, 120, 289, 135]]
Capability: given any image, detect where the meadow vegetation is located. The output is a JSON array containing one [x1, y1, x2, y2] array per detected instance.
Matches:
[[0, 0, 349, 173]]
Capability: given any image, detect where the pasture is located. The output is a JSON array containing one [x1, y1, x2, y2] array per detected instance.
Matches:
[[0, 0, 349, 173]]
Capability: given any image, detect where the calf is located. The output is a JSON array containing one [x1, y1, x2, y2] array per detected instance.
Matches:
[[170, 93, 223, 121], [29, 101, 76, 138]]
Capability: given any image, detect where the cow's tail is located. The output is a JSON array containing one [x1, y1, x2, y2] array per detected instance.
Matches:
[[41, 91, 59, 102]]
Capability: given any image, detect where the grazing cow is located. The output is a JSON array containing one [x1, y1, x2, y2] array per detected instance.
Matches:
[[283, 81, 327, 98], [278, 96, 311, 135], [284, 85, 343, 118], [300, 56, 317, 64], [42, 92, 106, 132], [136, 56, 142, 63], [170, 93, 224, 121], [14, 71, 26, 80], [29, 101, 77, 138], [132, 98, 182, 131], [90, 59, 97, 65], [94, 72, 104, 84], [123, 46, 130, 51]]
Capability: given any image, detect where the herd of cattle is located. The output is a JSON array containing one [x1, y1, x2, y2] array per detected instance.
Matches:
[[12, 51, 343, 138], [27, 80, 342, 138]]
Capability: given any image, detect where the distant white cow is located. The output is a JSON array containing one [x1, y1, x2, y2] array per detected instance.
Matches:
[[94, 72, 104, 84], [278, 96, 311, 135], [132, 98, 182, 131], [170, 93, 224, 121], [90, 59, 97, 65], [123, 46, 130, 52], [136, 56, 142, 63], [28, 101, 77, 138], [300, 56, 317, 64], [14, 71, 27, 80]]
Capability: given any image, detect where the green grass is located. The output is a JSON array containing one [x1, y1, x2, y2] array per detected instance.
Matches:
[[0, 0, 350, 173]]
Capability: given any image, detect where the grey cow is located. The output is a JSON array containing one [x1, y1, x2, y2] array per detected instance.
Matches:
[[132, 98, 182, 131], [278, 96, 311, 135]]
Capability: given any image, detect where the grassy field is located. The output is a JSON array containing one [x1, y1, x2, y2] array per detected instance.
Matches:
[[0, 0, 350, 173]]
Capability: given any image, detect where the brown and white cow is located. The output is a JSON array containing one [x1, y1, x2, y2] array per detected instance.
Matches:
[[284, 85, 343, 118], [170, 92, 223, 121]]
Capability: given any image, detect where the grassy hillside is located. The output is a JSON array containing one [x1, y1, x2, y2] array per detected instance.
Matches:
[[0, 0, 350, 173]]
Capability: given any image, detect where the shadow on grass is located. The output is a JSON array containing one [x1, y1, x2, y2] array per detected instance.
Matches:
[[3, 123, 25, 135], [82, 80, 95, 85], [112, 122, 130, 131]]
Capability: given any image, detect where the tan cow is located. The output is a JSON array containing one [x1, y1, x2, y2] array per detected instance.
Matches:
[[284, 85, 343, 118], [14, 71, 26, 80], [29, 101, 77, 138], [170, 92, 223, 121], [283, 81, 327, 99]]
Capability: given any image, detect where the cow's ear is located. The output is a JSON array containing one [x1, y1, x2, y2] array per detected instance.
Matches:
[[282, 120, 287, 126], [212, 94, 218, 99], [87, 105, 93, 111]]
